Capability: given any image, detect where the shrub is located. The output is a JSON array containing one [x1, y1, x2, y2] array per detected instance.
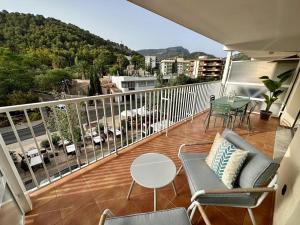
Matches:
[[51, 133, 61, 147], [40, 139, 50, 149]]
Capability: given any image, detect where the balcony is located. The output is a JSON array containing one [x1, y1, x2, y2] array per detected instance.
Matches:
[[24, 111, 278, 225], [0, 81, 280, 225]]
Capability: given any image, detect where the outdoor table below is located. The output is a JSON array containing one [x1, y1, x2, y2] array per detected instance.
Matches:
[[212, 96, 251, 110]]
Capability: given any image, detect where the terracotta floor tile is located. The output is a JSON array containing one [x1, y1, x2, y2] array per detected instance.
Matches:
[[62, 202, 100, 225], [26, 113, 278, 225], [96, 196, 140, 216], [25, 210, 62, 225]]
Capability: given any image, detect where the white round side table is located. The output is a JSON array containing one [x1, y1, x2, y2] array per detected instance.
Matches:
[[127, 153, 177, 211]]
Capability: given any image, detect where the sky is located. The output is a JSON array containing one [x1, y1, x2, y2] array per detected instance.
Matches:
[[0, 0, 226, 57]]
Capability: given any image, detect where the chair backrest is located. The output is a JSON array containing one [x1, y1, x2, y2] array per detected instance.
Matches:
[[222, 129, 279, 188], [248, 101, 259, 114], [211, 102, 231, 115], [209, 95, 215, 102]]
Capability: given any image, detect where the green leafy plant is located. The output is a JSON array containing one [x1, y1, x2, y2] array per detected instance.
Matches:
[[40, 139, 50, 149], [259, 69, 294, 112], [51, 133, 61, 147]]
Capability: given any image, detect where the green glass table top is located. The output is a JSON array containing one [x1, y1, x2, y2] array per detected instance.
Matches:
[[212, 96, 250, 110]]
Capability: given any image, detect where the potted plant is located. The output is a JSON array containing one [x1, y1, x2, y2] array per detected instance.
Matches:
[[259, 69, 294, 120]]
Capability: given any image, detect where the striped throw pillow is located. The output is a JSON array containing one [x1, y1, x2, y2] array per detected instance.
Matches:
[[207, 138, 248, 188], [205, 133, 223, 167]]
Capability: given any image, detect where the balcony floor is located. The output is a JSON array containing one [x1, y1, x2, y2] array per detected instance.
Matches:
[[25, 112, 279, 225]]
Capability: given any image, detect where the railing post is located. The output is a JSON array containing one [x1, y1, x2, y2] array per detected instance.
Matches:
[[6, 112, 39, 188], [124, 95, 129, 146], [75, 103, 89, 162], [110, 97, 117, 155], [166, 88, 170, 136], [85, 102, 97, 161], [0, 135, 32, 212], [24, 110, 51, 183], [102, 99, 110, 154]]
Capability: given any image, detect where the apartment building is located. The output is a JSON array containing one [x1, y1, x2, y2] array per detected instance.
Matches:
[[110, 75, 172, 93], [176, 57, 191, 75], [160, 59, 175, 75], [191, 56, 224, 78], [145, 56, 158, 69]]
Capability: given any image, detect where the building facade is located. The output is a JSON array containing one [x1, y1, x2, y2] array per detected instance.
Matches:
[[190, 56, 224, 78], [176, 58, 191, 75], [145, 56, 158, 69], [110, 75, 172, 93], [160, 59, 175, 75], [191, 56, 224, 78]]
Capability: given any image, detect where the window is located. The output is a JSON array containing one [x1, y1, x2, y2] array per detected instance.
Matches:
[[138, 81, 146, 87]]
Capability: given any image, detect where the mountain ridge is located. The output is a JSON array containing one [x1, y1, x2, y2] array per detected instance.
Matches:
[[137, 46, 216, 60]]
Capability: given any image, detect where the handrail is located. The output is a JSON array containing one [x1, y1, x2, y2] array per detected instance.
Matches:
[[191, 175, 278, 202], [0, 81, 221, 192], [0, 81, 220, 113]]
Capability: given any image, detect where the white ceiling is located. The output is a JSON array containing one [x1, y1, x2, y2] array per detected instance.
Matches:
[[128, 0, 300, 58]]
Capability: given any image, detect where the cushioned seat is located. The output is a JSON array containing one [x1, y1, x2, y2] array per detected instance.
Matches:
[[179, 129, 279, 208], [180, 152, 256, 207], [104, 208, 191, 225]]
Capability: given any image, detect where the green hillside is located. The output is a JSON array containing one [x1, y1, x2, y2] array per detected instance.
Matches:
[[0, 10, 144, 106]]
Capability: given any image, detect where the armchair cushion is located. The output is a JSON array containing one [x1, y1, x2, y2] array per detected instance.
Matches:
[[205, 132, 223, 167], [222, 129, 279, 188], [103, 207, 191, 225], [180, 152, 256, 207], [206, 133, 248, 188]]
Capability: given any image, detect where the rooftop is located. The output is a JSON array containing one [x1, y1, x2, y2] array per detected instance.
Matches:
[[25, 112, 278, 225]]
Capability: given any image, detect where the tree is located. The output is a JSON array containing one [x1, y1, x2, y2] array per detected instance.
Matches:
[[7, 91, 39, 106], [47, 105, 81, 142], [116, 54, 129, 70], [88, 68, 102, 96], [35, 69, 71, 92], [131, 54, 145, 69], [76, 59, 90, 80], [108, 65, 120, 76], [170, 74, 202, 86], [0, 48, 36, 106]]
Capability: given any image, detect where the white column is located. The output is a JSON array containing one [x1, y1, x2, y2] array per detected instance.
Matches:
[[220, 50, 233, 96]]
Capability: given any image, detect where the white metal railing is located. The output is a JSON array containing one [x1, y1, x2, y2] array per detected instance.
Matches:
[[0, 81, 220, 192]]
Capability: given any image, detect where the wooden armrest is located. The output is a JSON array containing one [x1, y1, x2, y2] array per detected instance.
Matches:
[[99, 209, 113, 225], [191, 186, 276, 202]]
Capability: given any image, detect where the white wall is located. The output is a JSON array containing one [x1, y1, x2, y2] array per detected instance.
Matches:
[[280, 73, 300, 127], [273, 127, 300, 225]]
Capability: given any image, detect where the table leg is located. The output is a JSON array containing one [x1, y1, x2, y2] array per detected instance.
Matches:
[[127, 180, 135, 200], [172, 181, 177, 196], [154, 188, 157, 211]]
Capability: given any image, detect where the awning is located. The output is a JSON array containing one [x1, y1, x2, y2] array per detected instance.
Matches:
[[128, 0, 300, 58]]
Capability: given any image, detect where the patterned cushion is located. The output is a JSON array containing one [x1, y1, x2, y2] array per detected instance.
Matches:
[[207, 138, 248, 188], [221, 149, 248, 188], [205, 133, 223, 167]]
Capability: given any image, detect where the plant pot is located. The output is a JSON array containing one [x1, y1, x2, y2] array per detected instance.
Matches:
[[260, 110, 272, 120]]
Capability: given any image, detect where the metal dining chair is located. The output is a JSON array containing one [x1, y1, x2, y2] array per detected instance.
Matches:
[[203, 95, 216, 125], [230, 96, 251, 128], [242, 101, 259, 131], [205, 102, 233, 131]]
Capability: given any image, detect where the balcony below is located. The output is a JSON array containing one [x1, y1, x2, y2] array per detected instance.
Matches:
[[25, 112, 279, 225]]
